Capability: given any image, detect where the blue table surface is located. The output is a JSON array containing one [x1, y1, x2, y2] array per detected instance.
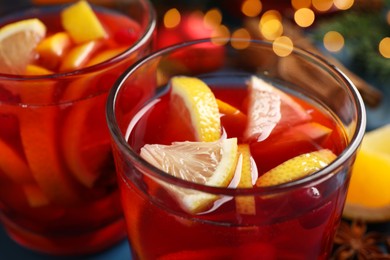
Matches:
[[0, 226, 132, 260]]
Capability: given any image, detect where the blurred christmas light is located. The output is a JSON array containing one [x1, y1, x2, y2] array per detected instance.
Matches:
[[241, 0, 262, 17], [386, 10, 390, 25], [312, 0, 333, 12], [211, 25, 231, 39], [204, 8, 222, 28], [163, 8, 181, 29], [273, 36, 293, 57], [334, 0, 354, 10], [323, 31, 344, 52], [259, 10, 283, 40], [294, 8, 315, 27], [291, 0, 311, 9], [379, 37, 390, 58], [231, 28, 251, 49]]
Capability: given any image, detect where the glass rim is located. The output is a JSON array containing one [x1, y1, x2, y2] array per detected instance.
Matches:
[[0, 0, 157, 80], [106, 37, 367, 196]]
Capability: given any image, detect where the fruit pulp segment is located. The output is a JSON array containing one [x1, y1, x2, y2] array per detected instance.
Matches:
[[123, 76, 347, 259], [0, 5, 147, 254]]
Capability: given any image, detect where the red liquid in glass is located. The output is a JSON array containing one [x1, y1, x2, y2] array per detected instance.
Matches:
[[121, 76, 348, 259], [0, 6, 153, 255]]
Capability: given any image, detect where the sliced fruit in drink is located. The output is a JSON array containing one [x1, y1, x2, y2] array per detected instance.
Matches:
[[19, 107, 80, 204], [256, 149, 336, 187], [86, 46, 127, 66], [235, 144, 257, 215], [250, 122, 333, 172], [140, 138, 238, 214], [245, 76, 310, 142], [244, 76, 282, 142], [0, 18, 46, 74], [217, 99, 247, 139], [35, 31, 72, 70], [170, 76, 221, 142], [61, 0, 107, 44], [25, 64, 53, 75], [22, 183, 50, 207], [59, 40, 101, 72], [344, 124, 390, 222], [62, 96, 111, 188], [0, 138, 33, 183]]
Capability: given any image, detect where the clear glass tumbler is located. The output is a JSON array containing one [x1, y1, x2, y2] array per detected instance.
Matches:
[[106, 38, 366, 259], [0, 0, 156, 255]]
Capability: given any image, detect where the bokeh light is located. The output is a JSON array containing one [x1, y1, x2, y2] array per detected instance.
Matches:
[[334, 0, 354, 10], [273, 36, 293, 57], [291, 0, 311, 10], [323, 31, 345, 52], [211, 25, 231, 40], [163, 8, 181, 29], [379, 37, 390, 58], [231, 28, 251, 49], [241, 0, 262, 17], [259, 10, 283, 40], [204, 8, 222, 28], [312, 0, 333, 12], [294, 8, 315, 27]]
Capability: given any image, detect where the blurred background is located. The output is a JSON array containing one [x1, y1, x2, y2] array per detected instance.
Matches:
[[3, 0, 388, 129]]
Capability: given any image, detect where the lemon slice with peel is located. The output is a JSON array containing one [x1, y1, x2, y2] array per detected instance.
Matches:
[[256, 149, 336, 187], [235, 144, 257, 215], [170, 76, 221, 142], [0, 18, 46, 74], [140, 138, 238, 214], [344, 124, 390, 222]]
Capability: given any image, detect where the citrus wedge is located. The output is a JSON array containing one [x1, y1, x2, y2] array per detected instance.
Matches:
[[245, 76, 310, 142], [244, 76, 281, 142], [61, 0, 107, 44], [256, 149, 336, 187], [170, 76, 221, 142], [235, 144, 257, 215], [0, 18, 46, 74], [140, 138, 238, 214], [344, 124, 390, 222]]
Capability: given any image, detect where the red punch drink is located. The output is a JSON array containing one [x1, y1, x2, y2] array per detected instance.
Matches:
[[107, 39, 366, 259], [0, 0, 155, 255]]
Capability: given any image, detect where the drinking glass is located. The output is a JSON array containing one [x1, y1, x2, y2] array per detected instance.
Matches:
[[106, 38, 366, 259], [0, 0, 156, 255]]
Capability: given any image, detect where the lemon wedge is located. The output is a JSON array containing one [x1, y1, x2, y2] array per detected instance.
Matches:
[[256, 149, 336, 187], [170, 76, 221, 142], [0, 18, 46, 74], [140, 138, 238, 214], [344, 124, 390, 222], [235, 144, 257, 215]]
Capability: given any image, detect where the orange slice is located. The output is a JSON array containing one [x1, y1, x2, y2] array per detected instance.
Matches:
[[256, 149, 336, 187], [61, 0, 107, 44], [0, 139, 33, 183], [170, 76, 221, 142], [86, 47, 127, 66], [344, 124, 390, 222], [62, 96, 111, 188], [59, 40, 100, 72], [35, 31, 72, 70], [18, 107, 80, 205], [25, 64, 53, 75], [0, 18, 46, 74], [140, 138, 238, 214], [235, 144, 257, 215], [22, 183, 50, 207]]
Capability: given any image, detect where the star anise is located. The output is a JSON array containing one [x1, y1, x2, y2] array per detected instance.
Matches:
[[332, 219, 390, 260]]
